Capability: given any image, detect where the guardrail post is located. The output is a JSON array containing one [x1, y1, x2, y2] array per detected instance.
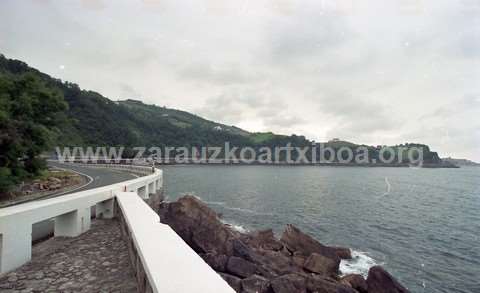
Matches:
[[54, 207, 91, 237], [95, 198, 115, 219], [0, 224, 32, 274], [148, 182, 155, 196], [137, 186, 147, 199]]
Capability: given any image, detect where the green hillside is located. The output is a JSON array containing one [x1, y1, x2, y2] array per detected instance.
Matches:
[[0, 54, 263, 148]]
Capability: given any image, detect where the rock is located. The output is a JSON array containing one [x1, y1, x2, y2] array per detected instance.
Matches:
[[233, 238, 256, 262], [34, 272, 44, 280], [341, 274, 368, 293], [48, 183, 61, 190], [241, 274, 270, 293], [159, 197, 409, 293], [270, 274, 307, 293], [48, 177, 62, 183], [333, 246, 352, 259], [366, 266, 410, 293], [306, 275, 358, 293], [291, 252, 306, 267], [201, 253, 228, 272], [219, 273, 242, 292], [252, 249, 304, 277], [280, 224, 340, 261], [158, 196, 237, 256], [227, 256, 257, 278], [303, 253, 339, 276], [243, 229, 284, 251]]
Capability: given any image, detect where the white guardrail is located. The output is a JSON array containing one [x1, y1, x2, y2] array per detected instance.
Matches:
[[0, 164, 234, 293]]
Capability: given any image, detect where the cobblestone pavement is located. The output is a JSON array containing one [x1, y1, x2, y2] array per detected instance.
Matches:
[[0, 219, 137, 292]]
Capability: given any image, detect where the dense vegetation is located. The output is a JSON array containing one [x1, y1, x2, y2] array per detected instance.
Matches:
[[0, 54, 447, 192], [0, 65, 67, 192]]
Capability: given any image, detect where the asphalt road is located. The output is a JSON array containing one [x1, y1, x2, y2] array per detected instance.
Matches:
[[48, 161, 138, 194]]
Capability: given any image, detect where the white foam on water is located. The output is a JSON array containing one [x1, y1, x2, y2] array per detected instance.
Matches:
[[340, 250, 379, 278], [230, 224, 249, 233], [221, 219, 249, 233]]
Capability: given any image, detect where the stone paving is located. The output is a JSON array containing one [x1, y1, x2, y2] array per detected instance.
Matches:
[[0, 219, 137, 292]]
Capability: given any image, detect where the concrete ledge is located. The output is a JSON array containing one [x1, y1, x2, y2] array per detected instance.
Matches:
[[115, 192, 235, 293]]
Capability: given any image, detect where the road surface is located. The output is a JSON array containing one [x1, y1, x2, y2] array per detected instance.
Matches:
[[48, 161, 138, 194]]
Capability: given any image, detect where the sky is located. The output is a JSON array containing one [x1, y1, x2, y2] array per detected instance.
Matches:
[[0, 0, 479, 160]]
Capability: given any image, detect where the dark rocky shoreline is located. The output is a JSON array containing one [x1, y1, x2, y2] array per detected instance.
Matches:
[[158, 195, 410, 293]]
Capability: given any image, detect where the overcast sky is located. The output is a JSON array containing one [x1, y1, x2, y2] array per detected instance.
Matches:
[[1, 0, 479, 160]]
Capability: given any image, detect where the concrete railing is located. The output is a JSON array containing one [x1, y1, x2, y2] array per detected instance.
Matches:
[[0, 163, 234, 293], [116, 192, 235, 293], [0, 165, 162, 274], [67, 162, 155, 176]]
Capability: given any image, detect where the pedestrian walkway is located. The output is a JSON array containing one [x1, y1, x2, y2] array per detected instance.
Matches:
[[0, 219, 137, 292]]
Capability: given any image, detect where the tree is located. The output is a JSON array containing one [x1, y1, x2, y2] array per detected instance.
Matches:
[[0, 72, 67, 193]]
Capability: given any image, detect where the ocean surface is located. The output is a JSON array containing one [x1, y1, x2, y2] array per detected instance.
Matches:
[[162, 165, 480, 293]]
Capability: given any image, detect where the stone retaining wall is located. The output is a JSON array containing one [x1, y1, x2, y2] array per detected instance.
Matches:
[[116, 199, 154, 293]]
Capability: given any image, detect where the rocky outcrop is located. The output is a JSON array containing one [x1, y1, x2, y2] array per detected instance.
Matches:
[[366, 266, 410, 293], [281, 224, 351, 260], [159, 195, 410, 293], [303, 253, 339, 276], [341, 274, 368, 293]]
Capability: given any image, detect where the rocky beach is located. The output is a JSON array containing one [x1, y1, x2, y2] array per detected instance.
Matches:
[[158, 195, 410, 293]]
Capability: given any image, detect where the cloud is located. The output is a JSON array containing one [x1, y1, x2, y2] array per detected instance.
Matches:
[[1, 0, 479, 160], [119, 83, 143, 99], [196, 88, 304, 132], [316, 90, 398, 142]]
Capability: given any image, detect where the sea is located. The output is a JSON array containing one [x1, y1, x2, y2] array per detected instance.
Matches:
[[162, 165, 480, 293]]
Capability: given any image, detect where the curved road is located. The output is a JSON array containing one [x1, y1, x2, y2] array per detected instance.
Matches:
[[48, 162, 138, 195], [32, 162, 139, 242]]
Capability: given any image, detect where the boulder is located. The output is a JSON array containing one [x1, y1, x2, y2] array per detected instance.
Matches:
[[252, 249, 304, 277], [242, 229, 284, 251], [291, 252, 306, 267], [241, 274, 270, 293], [341, 274, 368, 293], [333, 246, 352, 259], [227, 256, 257, 278], [201, 253, 228, 272], [48, 183, 61, 190], [280, 224, 340, 261], [219, 273, 242, 292], [306, 275, 358, 293], [366, 266, 410, 293], [48, 177, 62, 183], [158, 195, 237, 255], [270, 274, 307, 293], [303, 253, 339, 276], [159, 197, 409, 293], [233, 238, 256, 262]]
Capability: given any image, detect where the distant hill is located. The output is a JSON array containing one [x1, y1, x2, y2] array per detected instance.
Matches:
[[442, 157, 479, 167], [0, 53, 448, 165]]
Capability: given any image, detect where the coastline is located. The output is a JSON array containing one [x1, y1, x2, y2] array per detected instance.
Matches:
[[158, 195, 411, 293]]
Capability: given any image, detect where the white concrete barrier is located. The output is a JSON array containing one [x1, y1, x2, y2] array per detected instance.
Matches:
[[69, 162, 155, 176], [116, 192, 235, 293], [0, 165, 162, 274]]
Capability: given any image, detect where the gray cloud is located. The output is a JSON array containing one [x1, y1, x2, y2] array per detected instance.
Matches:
[[1, 0, 479, 160]]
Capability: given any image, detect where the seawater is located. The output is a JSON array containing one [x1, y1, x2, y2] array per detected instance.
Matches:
[[163, 165, 480, 293]]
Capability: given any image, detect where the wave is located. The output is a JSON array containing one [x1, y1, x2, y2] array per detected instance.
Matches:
[[340, 250, 380, 278], [221, 219, 249, 233], [203, 200, 273, 216]]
